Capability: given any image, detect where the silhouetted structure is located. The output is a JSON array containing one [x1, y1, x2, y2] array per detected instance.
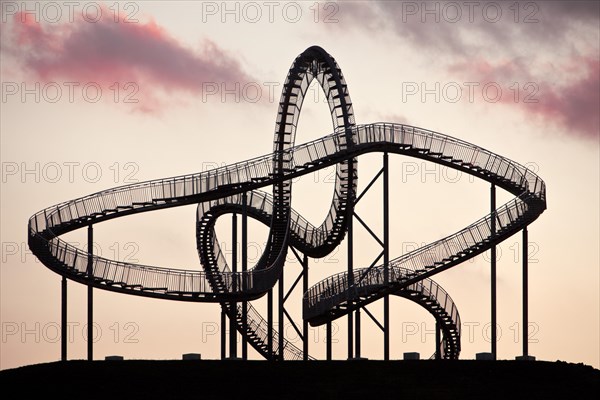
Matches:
[[28, 46, 546, 361]]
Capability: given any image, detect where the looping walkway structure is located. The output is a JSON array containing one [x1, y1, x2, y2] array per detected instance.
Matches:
[[28, 46, 546, 361]]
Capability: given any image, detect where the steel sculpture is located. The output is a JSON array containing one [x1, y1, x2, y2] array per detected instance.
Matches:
[[28, 46, 546, 361]]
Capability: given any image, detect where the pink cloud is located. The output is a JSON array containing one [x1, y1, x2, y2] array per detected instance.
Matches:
[[447, 59, 524, 84], [448, 57, 599, 140], [528, 57, 599, 140], [6, 9, 256, 113]]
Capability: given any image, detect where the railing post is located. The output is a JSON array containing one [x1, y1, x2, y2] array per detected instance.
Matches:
[[61, 276, 67, 361], [87, 224, 93, 361], [490, 183, 497, 360]]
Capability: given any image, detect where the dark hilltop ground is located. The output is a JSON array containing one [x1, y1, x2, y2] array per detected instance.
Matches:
[[1, 359, 598, 399]]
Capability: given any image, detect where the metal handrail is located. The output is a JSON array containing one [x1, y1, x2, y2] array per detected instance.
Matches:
[[28, 122, 546, 311], [28, 43, 545, 364], [302, 123, 545, 322]]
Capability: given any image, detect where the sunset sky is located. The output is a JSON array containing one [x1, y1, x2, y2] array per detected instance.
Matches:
[[1, 1, 598, 370]]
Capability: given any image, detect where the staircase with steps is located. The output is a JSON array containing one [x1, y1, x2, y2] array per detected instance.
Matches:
[[28, 46, 546, 361], [28, 122, 546, 306]]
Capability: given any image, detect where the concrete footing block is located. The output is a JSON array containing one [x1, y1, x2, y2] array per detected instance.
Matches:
[[182, 353, 202, 360], [476, 352, 493, 360], [516, 355, 536, 361]]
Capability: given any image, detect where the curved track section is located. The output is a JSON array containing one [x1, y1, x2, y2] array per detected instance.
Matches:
[[27, 123, 545, 357], [268, 46, 357, 259], [28, 46, 546, 361], [303, 125, 546, 324], [196, 192, 461, 359], [396, 273, 461, 359], [28, 125, 546, 302]]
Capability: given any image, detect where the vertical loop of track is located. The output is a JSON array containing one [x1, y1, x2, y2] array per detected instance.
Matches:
[[197, 46, 358, 359]]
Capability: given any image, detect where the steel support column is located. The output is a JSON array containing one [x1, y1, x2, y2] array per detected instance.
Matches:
[[523, 227, 528, 357], [351, 155, 389, 360], [278, 267, 284, 360], [326, 322, 332, 360], [383, 152, 390, 361], [355, 308, 361, 358], [87, 225, 93, 361], [230, 214, 237, 358], [303, 254, 309, 360], [491, 183, 497, 360], [241, 192, 248, 360], [220, 305, 226, 359], [347, 209, 354, 360], [267, 289, 273, 358], [61, 276, 67, 361], [435, 321, 441, 360]]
